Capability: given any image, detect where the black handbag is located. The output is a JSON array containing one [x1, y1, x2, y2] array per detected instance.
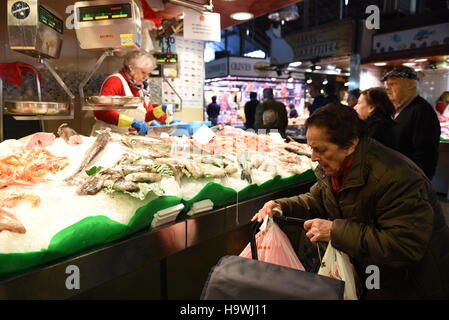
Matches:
[[201, 217, 345, 300]]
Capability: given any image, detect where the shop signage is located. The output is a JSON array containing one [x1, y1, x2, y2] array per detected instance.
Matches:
[[372, 22, 449, 55], [183, 10, 221, 42], [206, 57, 301, 79], [229, 57, 271, 77], [286, 20, 355, 60], [205, 57, 228, 79]]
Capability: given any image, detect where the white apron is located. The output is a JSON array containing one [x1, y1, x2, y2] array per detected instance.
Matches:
[[91, 73, 147, 136]]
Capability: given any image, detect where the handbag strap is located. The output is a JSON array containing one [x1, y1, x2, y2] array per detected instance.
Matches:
[[249, 221, 262, 260]]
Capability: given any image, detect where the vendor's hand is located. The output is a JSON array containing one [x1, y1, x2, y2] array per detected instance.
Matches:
[[304, 219, 333, 243], [251, 200, 282, 222], [170, 118, 181, 124], [131, 120, 149, 135], [150, 120, 161, 127]]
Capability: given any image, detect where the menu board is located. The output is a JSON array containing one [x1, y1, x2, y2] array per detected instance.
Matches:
[[78, 3, 132, 22], [161, 36, 204, 110], [38, 5, 63, 34]]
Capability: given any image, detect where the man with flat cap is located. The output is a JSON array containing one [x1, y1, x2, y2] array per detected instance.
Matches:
[[382, 66, 440, 179]]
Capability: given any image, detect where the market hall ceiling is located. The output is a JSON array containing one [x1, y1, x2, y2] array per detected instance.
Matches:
[[159, 0, 303, 30]]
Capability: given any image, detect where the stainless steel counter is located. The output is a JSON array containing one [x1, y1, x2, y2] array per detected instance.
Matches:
[[0, 180, 314, 299]]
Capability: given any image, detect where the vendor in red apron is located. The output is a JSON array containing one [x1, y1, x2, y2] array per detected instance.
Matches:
[[91, 50, 172, 135]]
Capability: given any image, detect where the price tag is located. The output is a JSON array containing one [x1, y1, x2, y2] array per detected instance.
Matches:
[[269, 132, 285, 144], [192, 125, 215, 144]]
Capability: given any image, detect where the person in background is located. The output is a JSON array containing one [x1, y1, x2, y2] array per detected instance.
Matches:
[[347, 89, 361, 108], [254, 88, 288, 137], [92, 50, 173, 135], [252, 104, 449, 300], [288, 103, 298, 118], [382, 66, 440, 179], [435, 91, 449, 116], [323, 83, 340, 105], [244, 92, 259, 129], [206, 96, 221, 126], [354, 87, 397, 150], [306, 83, 327, 115]]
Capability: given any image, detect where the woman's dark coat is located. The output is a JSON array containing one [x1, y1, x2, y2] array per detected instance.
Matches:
[[276, 137, 449, 299]]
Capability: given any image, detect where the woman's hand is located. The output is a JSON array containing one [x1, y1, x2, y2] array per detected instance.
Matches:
[[304, 219, 333, 243], [251, 200, 282, 222]]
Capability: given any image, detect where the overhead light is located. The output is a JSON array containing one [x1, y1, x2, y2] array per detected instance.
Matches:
[[327, 65, 336, 70], [271, 78, 277, 81], [415, 58, 428, 62], [288, 77, 294, 82], [281, 20, 285, 25], [335, 68, 342, 73], [374, 62, 387, 66], [289, 61, 302, 67], [323, 80, 328, 85], [306, 68, 312, 72], [306, 79, 313, 84], [230, 12, 254, 21], [403, 62, 416, 67], [268, 4, 299, 22], [315, 66, 322, 70]]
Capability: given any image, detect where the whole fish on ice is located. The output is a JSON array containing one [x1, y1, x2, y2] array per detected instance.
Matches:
[[65, 129, 111, 183], [57, 123, 83, 145]]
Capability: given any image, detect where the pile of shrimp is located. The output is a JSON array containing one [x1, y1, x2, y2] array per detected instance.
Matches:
[[0, 148, 69, 189]]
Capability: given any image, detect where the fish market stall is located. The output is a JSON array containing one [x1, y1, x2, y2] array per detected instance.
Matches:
[[0, 125, 316, 298]]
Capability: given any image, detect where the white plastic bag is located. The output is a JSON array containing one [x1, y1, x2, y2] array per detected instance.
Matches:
[[239, 216, 305, 271], [317, 241, 358, 300]]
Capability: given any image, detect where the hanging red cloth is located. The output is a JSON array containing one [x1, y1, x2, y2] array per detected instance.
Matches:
[[0, 62, 42, 87], [141, 0, 162, 27], [331, 154, 354, 192]]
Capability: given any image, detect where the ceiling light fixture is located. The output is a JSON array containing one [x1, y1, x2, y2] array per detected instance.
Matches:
[[315, 66, 322, 70], [403, 62, 416, 67], [268, 4, 299, 22], [374, 62, 387, 66], [230, 12, 254, 21], [415, 58, 428, 62], [327, 65, 336, 70], [289, 61, 302, 67], [306, 68, 312, 73]]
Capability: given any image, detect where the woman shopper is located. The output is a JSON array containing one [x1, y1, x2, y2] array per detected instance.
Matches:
[[354, 87, 397, 150], [252, 104, 449, 299]]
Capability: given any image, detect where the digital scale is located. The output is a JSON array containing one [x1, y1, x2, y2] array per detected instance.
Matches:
[[74, 0, 142, 51], [1, 0, 75, 141], [73, 0, 182, 113], [73, 0, 146, 110]]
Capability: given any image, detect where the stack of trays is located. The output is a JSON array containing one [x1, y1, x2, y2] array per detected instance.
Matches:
[[151, 203, 185, 229], [187, 199, 214, 217]]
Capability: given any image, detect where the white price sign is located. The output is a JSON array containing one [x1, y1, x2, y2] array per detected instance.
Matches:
[[183, 10, 221, 42]]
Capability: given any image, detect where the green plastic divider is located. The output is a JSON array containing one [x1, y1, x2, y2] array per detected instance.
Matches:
[[0, 169, 315, 278]]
